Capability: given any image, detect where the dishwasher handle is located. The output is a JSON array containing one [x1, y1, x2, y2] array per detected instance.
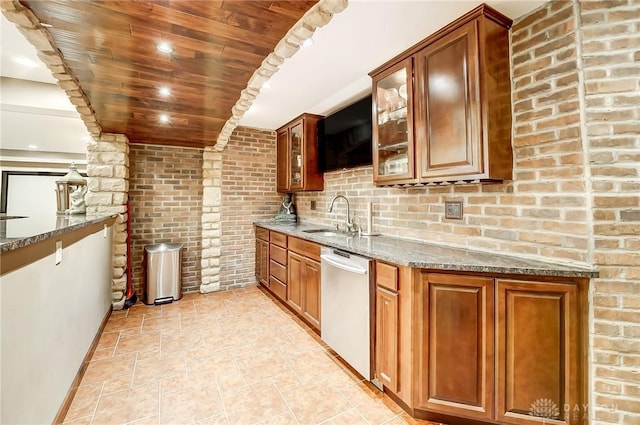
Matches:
[[321, 253, 368, 275]]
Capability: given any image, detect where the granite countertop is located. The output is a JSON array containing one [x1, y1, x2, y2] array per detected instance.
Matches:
[[255, 221, 598, 278], [0, 214, 116, 253]]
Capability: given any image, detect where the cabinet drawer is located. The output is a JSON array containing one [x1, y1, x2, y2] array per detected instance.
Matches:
[[288, 237, 321, 261], [377, 262, 398, 291], [269, 276, 287, 302], [256, 226, 269, 241], [270, 259, 287, 283], [270, 231, 287, 248], [270, 244, 287, 265]]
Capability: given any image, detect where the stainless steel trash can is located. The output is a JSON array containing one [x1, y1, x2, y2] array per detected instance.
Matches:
[[144, 243, 183, 305]]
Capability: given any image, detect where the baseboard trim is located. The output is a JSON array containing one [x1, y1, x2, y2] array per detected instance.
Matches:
[[53, 306, 112, 425]]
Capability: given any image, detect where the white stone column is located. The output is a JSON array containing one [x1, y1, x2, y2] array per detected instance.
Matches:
[[200, 147, 222, 293], [86, 133, 129, 309]]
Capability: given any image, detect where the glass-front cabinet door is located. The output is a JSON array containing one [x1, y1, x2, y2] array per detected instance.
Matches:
[[372, 58, 415, 184], [289, 121, 303, 190]]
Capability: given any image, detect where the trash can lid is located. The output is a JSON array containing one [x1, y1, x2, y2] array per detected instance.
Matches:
[[144, 243, 183, 253]]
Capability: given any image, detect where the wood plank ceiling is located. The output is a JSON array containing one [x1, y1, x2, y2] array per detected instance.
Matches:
[[22, 0, 317, 148]]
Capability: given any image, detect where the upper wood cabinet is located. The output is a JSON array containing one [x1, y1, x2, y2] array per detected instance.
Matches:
[[372, 59, 416, 184], [276, 113, 324, 192], [370, 4, 512, 186]]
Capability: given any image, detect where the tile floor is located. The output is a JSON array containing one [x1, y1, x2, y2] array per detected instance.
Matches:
[[63, 285, 439, 425]]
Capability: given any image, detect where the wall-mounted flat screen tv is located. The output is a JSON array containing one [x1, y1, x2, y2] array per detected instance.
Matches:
[[318, 95, 373, 172]]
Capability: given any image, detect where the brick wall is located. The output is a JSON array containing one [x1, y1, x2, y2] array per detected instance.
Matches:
[[129, 144, 203, 295], [581, 1, 640, 424], [220, 127, 281, 290]]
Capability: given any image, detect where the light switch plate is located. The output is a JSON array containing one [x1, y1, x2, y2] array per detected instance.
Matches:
[[55, 240, 62, 265], [445, 201, 463, 220]]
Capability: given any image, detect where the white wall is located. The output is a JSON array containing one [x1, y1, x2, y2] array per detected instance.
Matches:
[[0, 225, 113, 425]]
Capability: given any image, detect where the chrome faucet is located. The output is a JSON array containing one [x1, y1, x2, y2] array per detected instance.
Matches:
[[327, 195, 354, 233]]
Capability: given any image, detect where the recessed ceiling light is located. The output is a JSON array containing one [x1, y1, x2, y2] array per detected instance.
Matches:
[[262, 82, 272, 90], [157, 42, 173, 53], [159, 86, 171, 97], [301, 38, 313, 48], [14, 57, 39, 67], [159, 114, 170, 124], [27, 144, 38, 150], [82, 136, 91, 143]]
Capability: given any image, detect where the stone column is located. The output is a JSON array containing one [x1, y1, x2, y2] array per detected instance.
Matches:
[[86, 133, 129, 309], [200, 147, 222, 293]]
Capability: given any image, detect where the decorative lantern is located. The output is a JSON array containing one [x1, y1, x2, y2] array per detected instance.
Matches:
[[55, 163, 87, 215]]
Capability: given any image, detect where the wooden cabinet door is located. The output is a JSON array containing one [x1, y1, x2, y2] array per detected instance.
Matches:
[[496, 279, 579, 425], [288, 120, 304, 191], [375, 286, 398, 393], [255, 239, 269, 287], [415, 20, 481, 181], [302, 258, 321, 331], [287, 251, 304, 314], [417, 273, 494, 421], [372, 58, 416, 185], [276, 128, 289, 192]]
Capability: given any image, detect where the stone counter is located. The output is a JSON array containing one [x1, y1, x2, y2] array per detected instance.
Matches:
[[255, 221, 598, 278], [0, 214, 116, 253]]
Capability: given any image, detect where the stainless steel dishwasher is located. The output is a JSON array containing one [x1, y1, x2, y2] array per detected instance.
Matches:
[[320, 247, 373, 380]]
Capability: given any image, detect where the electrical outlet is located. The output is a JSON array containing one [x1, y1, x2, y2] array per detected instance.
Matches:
[[55, 240, 62, 265], [445, 201, 463, 219], [310, 200, 316, 210]]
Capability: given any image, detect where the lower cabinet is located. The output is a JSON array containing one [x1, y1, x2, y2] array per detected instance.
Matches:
[[287, 236, 322, 331], [375, 286, 398, 393], [496, 279, 581, 425], [375, 266, 587, 425], [416, 272, 494, 422], [255, 238, 269, 287], [287, 250, 321, 331]]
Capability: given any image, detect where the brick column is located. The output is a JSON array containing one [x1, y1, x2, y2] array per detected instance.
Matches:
[[200, 147, 222, 293], [86, 133, 129, 309]]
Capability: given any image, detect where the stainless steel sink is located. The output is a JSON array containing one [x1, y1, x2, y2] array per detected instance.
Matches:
[[302, 229, 341, 237]]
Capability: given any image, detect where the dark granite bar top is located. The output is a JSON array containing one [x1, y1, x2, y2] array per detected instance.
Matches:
[[255, 221, 598, 278], [0, 214, 116, 253]]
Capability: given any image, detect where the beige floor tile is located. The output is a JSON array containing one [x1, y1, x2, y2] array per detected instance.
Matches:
[[161, 300, 196, 316], [63, 288, 431, 425], [159, 382, 224, 425], [104, 315, 143, 333], [142, 316, 181, 333], [127, 303, 162, 319], [92, 382, 159, 425], [286, 348, 344, 382], [339, 382, 401, 425], [236, 349, 291, 385], [280, 380, 351, 425], [187, 351, 239, 384], [82, 353, 136, 386], [270, 371, 302, 392], [222, 381, 289, 425], [95, 331, 120, 352], [161, 331, 205, 354], [62, 416, 92, 425], [195, 412, 230, 425], [328, 408, 369, 425], [116, 331, 161, 355], [160, 373, 190, 395], [264, 411, 299, 425], [64, 384, 102, 422], [127, 414, 159, 425], [133, 352, 186, 386], [217, 372, 247, 393]]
